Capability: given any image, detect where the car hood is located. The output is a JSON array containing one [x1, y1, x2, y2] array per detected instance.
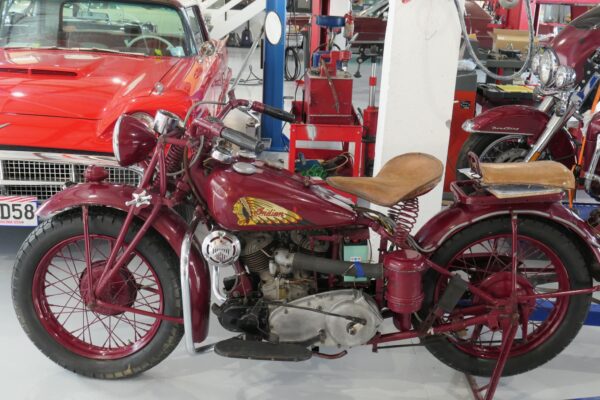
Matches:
[[0, 49, 181, 120]]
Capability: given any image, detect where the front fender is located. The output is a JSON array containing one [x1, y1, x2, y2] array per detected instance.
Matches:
[[37, 183, 210, 343], [416, 201, 600, 279], [466, 105, 550, 136], [466, 105, 576, 168]]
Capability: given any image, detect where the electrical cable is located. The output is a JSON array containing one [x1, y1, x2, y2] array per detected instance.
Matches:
[[285, 46, 301, 81], [453, 0, 535, 81]]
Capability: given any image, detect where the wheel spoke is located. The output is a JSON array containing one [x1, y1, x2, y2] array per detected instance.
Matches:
[[33, 234, 164, 359], [434, 232, 571, 360]]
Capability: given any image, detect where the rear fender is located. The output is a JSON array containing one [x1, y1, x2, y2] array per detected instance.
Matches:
[[465, 105, 576, 167], [37, 183, 210, 343], [415, 201, 600, 280]]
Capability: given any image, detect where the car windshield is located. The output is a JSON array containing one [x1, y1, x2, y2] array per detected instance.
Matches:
[[570, 6, 600, 30], [358, 0, 388, 18], [0, 0, 191, 57]]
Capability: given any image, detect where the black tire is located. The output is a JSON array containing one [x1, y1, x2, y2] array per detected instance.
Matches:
[[12, 208, 184, 379], [456, 134, 501, 180], [455, 133, 529, 180], [420, 217, 592, 377]]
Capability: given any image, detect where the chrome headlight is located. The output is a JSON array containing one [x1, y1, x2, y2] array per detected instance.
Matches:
[[112, 116, 122, 163], [130, 112, 155, 130], [555, 65, 577, 89], [540, 48, 560, 87], [531, 49, 543, 75]]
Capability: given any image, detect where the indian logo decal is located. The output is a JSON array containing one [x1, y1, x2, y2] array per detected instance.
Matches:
[[233, 197, 302, 226]]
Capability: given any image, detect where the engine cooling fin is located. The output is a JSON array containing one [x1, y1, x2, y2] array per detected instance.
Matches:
[[239, 232, 274, 273]]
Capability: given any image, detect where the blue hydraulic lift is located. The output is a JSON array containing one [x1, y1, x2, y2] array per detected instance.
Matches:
[[261, 0, 288, 151]]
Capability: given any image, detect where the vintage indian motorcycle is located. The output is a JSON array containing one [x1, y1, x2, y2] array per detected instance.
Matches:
[[456, 7, 600, 177], [11, 91, 600, 390]]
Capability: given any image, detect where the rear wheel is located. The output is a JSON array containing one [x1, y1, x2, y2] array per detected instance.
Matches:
[[420, 217, 591, 377], [12, 208, 183, 379], [456, 134, 530, 179]]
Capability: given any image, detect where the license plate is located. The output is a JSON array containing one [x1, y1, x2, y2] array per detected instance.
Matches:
[[0, 196, 38, 227]]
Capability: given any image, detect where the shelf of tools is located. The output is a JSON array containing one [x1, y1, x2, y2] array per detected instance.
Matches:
[[288, 10, 379, 202]]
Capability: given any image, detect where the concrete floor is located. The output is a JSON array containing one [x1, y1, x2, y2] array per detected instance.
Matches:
[[2, 226, 600, 400], [2, 49, 600, 400]]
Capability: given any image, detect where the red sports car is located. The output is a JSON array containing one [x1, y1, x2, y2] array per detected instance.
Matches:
[[0, 0, 230, 226]]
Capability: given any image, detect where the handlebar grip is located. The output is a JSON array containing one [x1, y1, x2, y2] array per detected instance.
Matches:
[[260, 104, 296, 123], [221, 127, 265, 154]]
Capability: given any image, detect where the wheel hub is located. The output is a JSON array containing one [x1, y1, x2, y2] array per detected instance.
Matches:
[[475, 271, 537, 317], [494, 148, 528, 163], [79, 261, 138, 315]]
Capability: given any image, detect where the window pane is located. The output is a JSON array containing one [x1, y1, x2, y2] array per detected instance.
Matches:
[[0, 0, 190, 57]]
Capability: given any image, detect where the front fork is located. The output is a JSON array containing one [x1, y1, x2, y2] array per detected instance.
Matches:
[[524, 111, 572, 162]]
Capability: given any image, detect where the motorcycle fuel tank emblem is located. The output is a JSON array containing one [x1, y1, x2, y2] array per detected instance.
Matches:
[[233, 197, 302, 226]]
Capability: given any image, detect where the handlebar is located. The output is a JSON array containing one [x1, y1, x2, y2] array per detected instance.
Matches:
[[221, 127, 265, 153], [191, 94, 295, 154], [251, 102, 296, 123], [194, 117, 264, 154]]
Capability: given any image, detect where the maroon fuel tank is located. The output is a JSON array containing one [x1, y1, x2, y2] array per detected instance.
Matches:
[[193, 162, 357, 231]]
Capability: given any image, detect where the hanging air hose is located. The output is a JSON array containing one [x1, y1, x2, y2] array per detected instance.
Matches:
[[285, 46, 302, 81], [453, 0, 535, 81]]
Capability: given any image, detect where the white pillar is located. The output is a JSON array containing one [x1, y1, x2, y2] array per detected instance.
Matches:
[[374, 0, 462, 229]]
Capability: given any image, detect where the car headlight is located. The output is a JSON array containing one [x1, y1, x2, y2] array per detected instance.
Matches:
[[540, 48, 560, 87], [531, 49, 543, 75], [555, 65, 576, 89], [113, 114, 158, 167]]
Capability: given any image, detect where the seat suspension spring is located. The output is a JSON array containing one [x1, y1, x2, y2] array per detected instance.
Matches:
[[388, 198, 419, 247]]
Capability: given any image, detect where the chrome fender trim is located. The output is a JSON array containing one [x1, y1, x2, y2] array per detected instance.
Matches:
[[180, 231, 214, 355]]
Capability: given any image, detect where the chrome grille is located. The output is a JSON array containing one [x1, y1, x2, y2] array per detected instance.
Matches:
[[0, 160, 141, 200], [4, 160, 73, 182], [1, 185, 63, 200]]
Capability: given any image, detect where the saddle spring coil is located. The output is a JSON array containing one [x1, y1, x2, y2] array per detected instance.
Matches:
[[388, 198, 420, 247]]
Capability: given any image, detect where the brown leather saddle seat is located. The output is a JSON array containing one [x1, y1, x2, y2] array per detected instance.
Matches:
[[479, 161, 575, 190], [326, 153, 444, 207]]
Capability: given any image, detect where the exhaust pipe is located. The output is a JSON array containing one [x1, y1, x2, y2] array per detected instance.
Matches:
[[274, 250, 383, 279]]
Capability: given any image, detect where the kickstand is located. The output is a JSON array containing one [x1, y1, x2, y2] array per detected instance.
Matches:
[[464, 318, 518, 400]]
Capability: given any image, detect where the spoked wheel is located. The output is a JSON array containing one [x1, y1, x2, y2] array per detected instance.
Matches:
[[420, 217, 591, 377], [455, 134, 537, 180], [478, 134, 530, 163], [12, 209, 183, 379]]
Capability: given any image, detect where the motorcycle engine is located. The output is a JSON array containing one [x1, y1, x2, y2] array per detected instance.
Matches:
[[209, 230, 382, 347], [269, 289, 383, 348], [238, 231, 329, 302]]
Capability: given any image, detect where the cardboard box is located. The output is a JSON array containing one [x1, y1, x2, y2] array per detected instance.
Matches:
[[492, 29, 537, 54]]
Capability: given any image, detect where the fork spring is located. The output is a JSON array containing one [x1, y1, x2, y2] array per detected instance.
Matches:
[[165, 144, 185, 174]]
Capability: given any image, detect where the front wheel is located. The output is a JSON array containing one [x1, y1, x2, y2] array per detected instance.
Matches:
[[12, 208, 183, 379], [420, 217, 592, 377]]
